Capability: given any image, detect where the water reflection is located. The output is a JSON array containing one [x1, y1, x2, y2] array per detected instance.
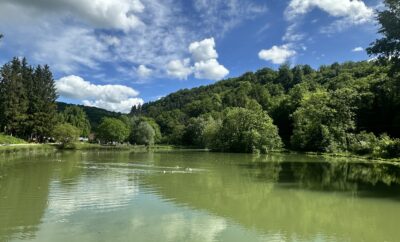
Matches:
[[141, 152, 400, 242], [1, 151, 400, 242], [0, 154, 53, 241]]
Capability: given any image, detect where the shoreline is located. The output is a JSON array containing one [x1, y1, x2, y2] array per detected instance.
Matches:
[[1, 143, 399, 164]]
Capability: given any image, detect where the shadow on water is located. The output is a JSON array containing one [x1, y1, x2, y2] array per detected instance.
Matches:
[[139, 151, 400, 242], [240, 156, 400, 200], [0, 154, 53, 241]]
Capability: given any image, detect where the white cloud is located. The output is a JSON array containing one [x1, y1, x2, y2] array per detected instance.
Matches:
[[189, 38, 218, 62], [258, 45, 296, 64], [285, 0, 374, 33], [166, 59, 193, 80], [167, 38, 229, 81], [286, 0, 374, 23], [1, 0, 145, 32], [352, 47, 364, 52], [193, 59, 229, 80], [56, 75, 143, 113], [83, 98, 143, 113], [137, 65, 152, 78]]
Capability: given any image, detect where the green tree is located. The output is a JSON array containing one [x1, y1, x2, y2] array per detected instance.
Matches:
[[291, 89, 356, 152], [131, 121, 155, 146], [0, 58, 28, 137], [214, 107, 282, 153], [52, 123, 80, 148], [97, 117, 129, 143], [61, 106, 91, 137], [367, 0, 400, 74], [277, 64, 294, 90], [27, 64, 58, 141]]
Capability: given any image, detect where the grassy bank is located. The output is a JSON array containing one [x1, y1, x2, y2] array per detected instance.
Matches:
[[0, 133, 26, 144], [0, 144, 56, 154]]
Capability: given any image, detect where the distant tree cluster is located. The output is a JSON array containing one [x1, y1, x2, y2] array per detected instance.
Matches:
[[0, 58, 58, 141], [95, 115, 161, 146]]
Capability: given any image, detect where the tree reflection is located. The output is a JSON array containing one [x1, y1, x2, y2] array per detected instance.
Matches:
[[0, 154, 53, 241]]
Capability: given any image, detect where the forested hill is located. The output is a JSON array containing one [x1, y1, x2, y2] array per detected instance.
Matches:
[[57, 102, 121, 129], [134, 61, 400, 154]]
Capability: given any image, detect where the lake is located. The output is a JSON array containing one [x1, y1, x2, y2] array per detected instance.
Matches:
[[1, 150, 400, 242]]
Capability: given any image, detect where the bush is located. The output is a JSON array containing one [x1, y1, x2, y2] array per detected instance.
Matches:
[[210, 107, 282, 153], [347, 131, 378, 155], [96, 118, 130, 144], [348, 132, 400, 158], [52, 123, 80, 148], [131, 121, 155, 146]]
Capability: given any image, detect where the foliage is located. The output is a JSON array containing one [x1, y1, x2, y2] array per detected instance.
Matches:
[[367, 0, 400, 74], [57, 102, 121, 130], [60, 106, 91, 136], [291, 88, 356, 152], [52, 123, 80, 147], [131, 121, 155, 146], [0, 58, 57, 141], [348, 132, 400, 158], [96, 118, 130, 143], [211, 108, 282, 153]]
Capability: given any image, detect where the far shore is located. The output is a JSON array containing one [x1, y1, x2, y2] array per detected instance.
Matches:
[[1, 142, 400, 165]]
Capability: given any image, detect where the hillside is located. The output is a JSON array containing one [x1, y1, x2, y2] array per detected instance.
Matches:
[[57, 102, 121, 129], [135, 61, 400, 155]]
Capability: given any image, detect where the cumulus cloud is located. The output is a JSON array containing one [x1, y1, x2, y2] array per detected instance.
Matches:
[[166, 59, 193, 80], [56, 75, 143, 113], [258, 45, 296, 64], [193, 59, 229, 80], [352, 47, 364, 52], [285, 0, 374, 33], [83, 99, 144, 114], [137, 65, 152, 78], [189, 38, 218, 62], [167, 38, 229, 81]]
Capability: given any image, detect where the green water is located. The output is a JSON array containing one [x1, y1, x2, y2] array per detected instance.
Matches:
[[1, 151, 400, 242]]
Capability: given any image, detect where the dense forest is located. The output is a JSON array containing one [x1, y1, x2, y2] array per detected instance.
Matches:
[[57, 102, 121, 130], [133, 60, 400, 157]]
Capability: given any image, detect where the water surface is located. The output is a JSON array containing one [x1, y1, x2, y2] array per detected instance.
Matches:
[[1, 151, 400, 242]]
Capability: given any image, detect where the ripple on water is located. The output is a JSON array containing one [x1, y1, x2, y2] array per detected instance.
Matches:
[[45, 161, 204, 223]]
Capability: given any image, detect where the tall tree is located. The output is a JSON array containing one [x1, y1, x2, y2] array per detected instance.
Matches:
[[30, 65, 58, 140], [367, 0, 400, 75], [0, 58, 28, 136]]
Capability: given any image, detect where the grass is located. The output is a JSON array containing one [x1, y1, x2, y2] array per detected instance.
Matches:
[[0, 133, 26, 144], [0, 144, 55, 154]]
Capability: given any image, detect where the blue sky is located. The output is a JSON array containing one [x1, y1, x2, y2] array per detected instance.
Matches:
[[0, 0, 381, 112]]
